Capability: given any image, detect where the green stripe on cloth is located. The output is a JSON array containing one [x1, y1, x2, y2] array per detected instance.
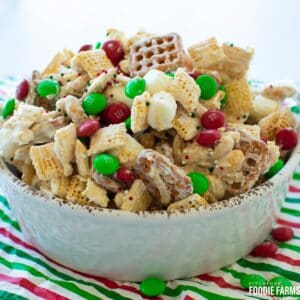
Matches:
[[281, 207, 300, 217], [0, 290, 28, 300], [0, 209, 20, 231], [292, 173, 300, 181], [0, 195, 10, 209], [237, 259, 300, 282], [163, 285, 243, 300], [278, 242, 300, 253], [285, 197, 300, 204], [0, 240, 131, 300]]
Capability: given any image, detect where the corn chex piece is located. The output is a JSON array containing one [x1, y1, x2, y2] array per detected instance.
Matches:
[[109, 134, 144, 168], [66, 175, 88, 204], [105, 83, 133, 108], [82, 179, 110, 207], [200, 90, 225, 110], [114, 192, 125, 209], [169, 68, 200, 113], [71, 50, 114, 78], [42, 49, 74, 76], [21, 163, 36, 185], [56, 95, 88, 125], [120, 180, 153, 212], [75, 140, 90, 177], [60, 74, 89, 98], [188, 37, 226, 70], [86, 68, 116, 94], [88, 123, 126, 156], [172, 107, 199, 141], [147, 91, 177, 131], [203, 175, 226, 203], [54, 123, 77, 176], [228, 123, 261, 139], [130, 92, 150, 133], [30, 143, 63, 180], [182, 142, 214, 167], [51, 176, 70, 199], [167, 194, 207, 211], [224, 77, 253, 123]]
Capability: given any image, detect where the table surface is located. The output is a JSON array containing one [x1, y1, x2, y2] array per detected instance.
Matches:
[[0, 0, 300, 82]]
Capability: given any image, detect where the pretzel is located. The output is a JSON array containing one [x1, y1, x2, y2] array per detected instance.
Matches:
[[30, 143, 63, 180], [88, 123, 126, 156], [42, 49, 75, 76], [188, 37, 226, 70], [120, 180, 153, 212], [224, 77, 253, 123], [86, 68, 116, 94], [75, 140, 90, 177], [54, 123, 77, 176], [259, 109, 296, 140], [250, 95, 279, 122], [144, 69, 172, 94], [109, 134, 144, 168], [172, 107, 199, 141], [135, 149, 193, 205], [130, 92, 150, 133], [262, 84, 296, 101], [227, 131, 269, 195], [51, 176, 70, 198], [93, 171, 122, 193], [82, 179, 110, 207], [228, 123, 260, 139], [56, 95, 88, 125], [66, 175, 89, 204], [167, 194, 208, 211], [71, 49, 114, 78], [129, 33, 185, 77], [169, 68, 200, 113], [200, 90, 225, 110], [147, 91, 177, 131]]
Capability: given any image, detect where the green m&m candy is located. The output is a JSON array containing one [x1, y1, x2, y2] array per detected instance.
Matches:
[[240, 274, 266, 289], [93, 154, 119, 176], [140, 277, 166, 297], [37, 79, 61, 98], [265, 158, 284, 179], [125, 78, 146, 99], [290, 105, 300, 114], [165, 71, 174, 79], [82, 93, 107, 115], [187, 172, 209, 195], [219, 85, 227, 107], [94, 41, 102, 49], [125, 116, 131, 130], [196, 74, 218, 100], [2, 98, 15, 119]]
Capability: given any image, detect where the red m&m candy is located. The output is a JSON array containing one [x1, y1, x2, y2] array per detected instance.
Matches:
[[251, 241, 278, 257], [275, 128, 298, 150], [196, 129, 221, 147], [272, 227, 294, 242], [16, 79, 30, 100], [79, 44, 92, 52], [201, 109, 225, 129], [102, 40, 124, 66], [77, 119, 100, 137], [116, 167, 136, 183], [105, 103, 130, 124]]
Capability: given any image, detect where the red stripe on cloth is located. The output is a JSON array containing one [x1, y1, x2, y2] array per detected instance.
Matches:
[[270, 253, 300, 266], [184, 296, 196, 300], [0, 273, 69, 300], [288, 185, 300, 193], [0, 227, 159, 300], [277, 218, 300, 229], [198, 274, 245, 291]]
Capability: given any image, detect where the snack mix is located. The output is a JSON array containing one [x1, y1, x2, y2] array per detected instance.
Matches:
[[0, 29, 298, 212]]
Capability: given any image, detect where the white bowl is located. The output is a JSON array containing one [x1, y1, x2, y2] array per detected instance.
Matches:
[[0, 143, 300, 282]]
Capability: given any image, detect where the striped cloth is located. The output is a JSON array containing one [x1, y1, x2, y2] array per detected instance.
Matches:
[[0, 78, 300, 299]]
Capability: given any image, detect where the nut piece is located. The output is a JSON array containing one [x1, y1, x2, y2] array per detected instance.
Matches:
[[135, 149, 193, 205]]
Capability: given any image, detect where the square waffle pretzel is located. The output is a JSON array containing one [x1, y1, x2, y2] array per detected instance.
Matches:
[[82, 179, 110, 207], [129, 33, 185, 77], [30, 143, 63, 180]]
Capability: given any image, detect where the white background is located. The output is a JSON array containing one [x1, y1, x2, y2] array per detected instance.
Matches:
[[0, 0, 300, 81]]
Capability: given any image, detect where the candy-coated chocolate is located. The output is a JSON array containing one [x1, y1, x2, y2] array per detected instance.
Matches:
[[93, 154, 119, 176], [2, 98, 15, 119], [187, 172, 209, 195], [140, 277, 166, 297], [196, 74, 218, 100], [125, 78, 146, 99], [82, 93, 107, 115]]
